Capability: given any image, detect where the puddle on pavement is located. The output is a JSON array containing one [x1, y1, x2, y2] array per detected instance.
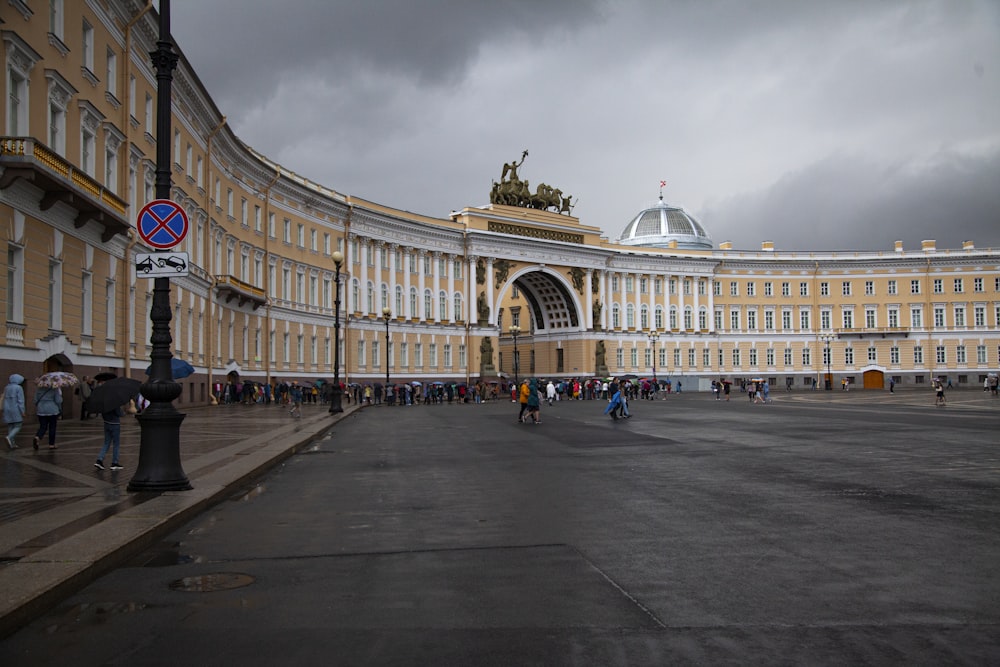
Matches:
[[169, 572, 255, 592], [126, 540, 199, 567], [232, 483, 266, 502]]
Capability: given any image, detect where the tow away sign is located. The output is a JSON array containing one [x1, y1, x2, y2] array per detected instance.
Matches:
[[135, 252, 189, 278]]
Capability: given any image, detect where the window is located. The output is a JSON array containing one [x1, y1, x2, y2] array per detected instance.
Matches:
[[842, 281, 852, 296], [910, 307, 922, 328], [49, 260, 63, 330], [954, 278, 964, 293], [936, 346, 946, 364], [888, 308, 899, 328], [82, 20, 94, 72], [297, 224, 305, 247], [821, 310, 831, 330], [820, 282, 829, 296], [974, 277, 983, 293], [49, 0, 65, 39], [414, 343, 423, 367], [749, 348, 758, 366], [956, 345, 966, 364], [625, 276, 634, 293], [730, 310, 739, 330], [730, 281, 738, 296], [626, 303, 635, 328], [639, 277, 647, 294], [800, 309, 811, 330], [105, 48, 117, 97], [954, 306, 965, 328], [611, 276, 619, 292], [6, 244, 24, 323], [802, 347, 811, 366], [888, 280, 897, 295], [764, 310, 774, 331], [732, 348, 741, 366], [842, 310, 854, 329], [975, 305, 985, 327], [844, 346, 854, 365], [423, 289, 432, 319], [145, 93, 153, 134], [914, 346, 923, 365], [910, 280, 920, 294], [746, 282, 755, 296], [800, 282, 809, 297], [655, 278, 663, 295], [890, 346, 900, 364], [868, 345, 877, 363], [934, 307, 945, 328], [933, 278, 943, 294], [865, 308, 876, 328], [283, 219, 291, 243], [865, 281, 874, 296], [781, 282, 790, 297], [977, 345, 987, 364], [781, 310, 792, 330], [766, 348, 774, 366], [713, 281, 721, 296], [698, 280, 706, 296], [764, 282, 773, 297], [684, 279, 691, 295], [784, 348, 792, 365]]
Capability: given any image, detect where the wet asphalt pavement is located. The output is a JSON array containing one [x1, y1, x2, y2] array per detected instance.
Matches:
[[1, 389, 998, 665]]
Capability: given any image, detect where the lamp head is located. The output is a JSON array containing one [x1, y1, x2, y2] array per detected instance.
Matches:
[[332, 250, 344, 264]]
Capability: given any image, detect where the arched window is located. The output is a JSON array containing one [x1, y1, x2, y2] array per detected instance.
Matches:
[[698, 307, 707, 330], [381, 284, 389, 310], [669, 306, 678, 330], [366, 281, 374, 314], [684, 306, 693, 330], [453, 292, 463, 321], [395, 285, 403, 315], [409, 287, 417, 318], [626, 303, 635, 329], [640, 304, 649, 330], [351, 279, 360, 312], [654, 305, 664, 329], [612, 303, 621, 329], [438, 290, 447, 320], [423, 289, 432, 320]]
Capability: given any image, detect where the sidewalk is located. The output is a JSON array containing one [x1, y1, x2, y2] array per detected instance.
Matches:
[[0, 400, 362, 637]]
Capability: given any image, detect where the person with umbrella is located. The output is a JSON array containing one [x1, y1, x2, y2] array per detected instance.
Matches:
[[33, 375, 67, 450], [87, 377, 141, 470], [4, 373, 26, 449]]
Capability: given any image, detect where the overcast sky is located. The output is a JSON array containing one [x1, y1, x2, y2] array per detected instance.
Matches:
[[170, 0, 1000, 252]]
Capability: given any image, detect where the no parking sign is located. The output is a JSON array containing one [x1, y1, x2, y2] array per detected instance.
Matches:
[[136, 199, 189, 250]]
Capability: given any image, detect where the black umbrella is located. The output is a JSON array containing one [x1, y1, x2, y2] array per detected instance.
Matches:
[[87, 377, 142, 414], [94, 372, 117, 382]]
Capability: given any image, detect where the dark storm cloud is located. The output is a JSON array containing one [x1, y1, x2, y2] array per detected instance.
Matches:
[[170, 1, 1000, 251], [702, 150, 1000, 251]]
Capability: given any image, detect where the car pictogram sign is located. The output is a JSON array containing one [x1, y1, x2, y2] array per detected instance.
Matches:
[[136, 199, 189, 250]]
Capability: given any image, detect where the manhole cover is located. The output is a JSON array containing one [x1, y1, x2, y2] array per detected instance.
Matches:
[[168, 572, 255, 592]]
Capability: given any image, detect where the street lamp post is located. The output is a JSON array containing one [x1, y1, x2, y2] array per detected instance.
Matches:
[[820, 333, 836, 391], [510, 325, 521, 387], [648, 331, 659, 397], [329, 251, 344, 413], [382, 307, 391, 400]]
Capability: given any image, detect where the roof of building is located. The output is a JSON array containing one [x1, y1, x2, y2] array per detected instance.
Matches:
[[616, 196, 713, 249]]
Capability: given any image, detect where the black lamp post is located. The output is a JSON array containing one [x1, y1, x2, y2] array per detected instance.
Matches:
[[329, 250, 344, 413], [820, 333, 836, 391], [128, 0, 190, 492], [382, 306, 391, 398], [510, 325, 521, 386]]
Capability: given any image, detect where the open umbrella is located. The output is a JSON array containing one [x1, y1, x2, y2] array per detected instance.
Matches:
[[35, 371, 80, 388], [86, 377, 142, 414], [94, 371, 117, 382], [145, 358, 195, 380]]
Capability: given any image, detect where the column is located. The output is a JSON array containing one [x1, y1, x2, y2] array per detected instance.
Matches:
[[467, 255, 478, 324], [374, 241, 383, 311], [389, 244, 399, 314], [693, 275, 701, 330], [359, 238, 369, 317], [707, 273, 715, 333], [403, 247, 413, 320], [446, 253, 455, 323], [600, 270, 609, 329], [647, 273, 655, 330], [486, 257, 496, 325], [432, 251, 442, 323], [417, 250, 427, 321], [585, 269, 593, 330]]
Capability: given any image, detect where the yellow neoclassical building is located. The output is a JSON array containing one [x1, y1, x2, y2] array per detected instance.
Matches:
[[2, 0, 999, 410]]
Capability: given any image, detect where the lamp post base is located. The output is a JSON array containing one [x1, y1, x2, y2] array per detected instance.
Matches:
[[329, 386, 344, 414]]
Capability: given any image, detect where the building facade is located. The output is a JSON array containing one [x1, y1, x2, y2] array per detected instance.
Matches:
[[2, 0, 998, 411]]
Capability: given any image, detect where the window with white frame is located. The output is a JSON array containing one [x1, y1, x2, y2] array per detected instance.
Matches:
[[910, 307, 922, 328], [842, 309, 853, 329], [784, 348, 792, 365], [764, 282, 772, 297], [911, 279, 921, 294], [820, 282, 829, 296], [890, 346, 899, 364], [802, 347, 811, 366], [934, 307, 945, 328], [887, 279, 897, 295], [844, 346, 854, 365], [82, 20, 94, 72], [429, 343, 437, 367], [781, 282, 790, 297], [936, 345, 946, 364], [749, 348, 758, 366], [746, 282, 755, 296], [865, 308, 876, 328], [954, 305, 965, 327], [953, 278, 964, 293], [933, 278, 943, 294], [956, 345, 966, 364], [800, 282, 809, 297], [49, 259, 63, 330], [914, 346, 923, 365], [6, 244, 24, 323], [868, 345, 877, 363], [800, 309, 811, 330]]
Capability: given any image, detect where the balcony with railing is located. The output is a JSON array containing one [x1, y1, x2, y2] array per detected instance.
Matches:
[[0, 137, 130, 242], [214, 275, 267, 310]]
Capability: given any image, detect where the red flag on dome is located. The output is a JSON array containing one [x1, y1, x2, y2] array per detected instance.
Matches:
[[659, 180, 667, 188]]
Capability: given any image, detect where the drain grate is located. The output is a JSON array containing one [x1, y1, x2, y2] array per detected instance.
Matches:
[[168, 572, 255, 592]]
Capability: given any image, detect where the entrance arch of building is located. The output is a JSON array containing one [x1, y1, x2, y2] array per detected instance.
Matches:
[[496, 266, 584, 333], [861, 367, 886, 390]]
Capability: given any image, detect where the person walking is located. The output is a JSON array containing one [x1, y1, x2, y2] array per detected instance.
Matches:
[[289, 382, 303, 418], [3, 373, 26, 449], [94, 404, 124, 470], [78, 376, 94, 420], [517, 379, 530, 422], [545, 380, 556, 407], [33, 385, 63, 450], [526, 378, 541, 424], [889, 378, 895, 393]]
